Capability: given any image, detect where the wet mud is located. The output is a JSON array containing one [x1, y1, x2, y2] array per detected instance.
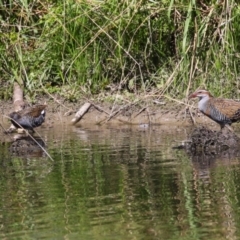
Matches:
[[1, 98, 240, 159], [189, 126, 240, 152], [180, 126, 240, 164]]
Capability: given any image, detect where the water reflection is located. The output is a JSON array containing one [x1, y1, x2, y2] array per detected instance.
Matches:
[[0, 126, 240, 239], [9, 135, 46, 157]]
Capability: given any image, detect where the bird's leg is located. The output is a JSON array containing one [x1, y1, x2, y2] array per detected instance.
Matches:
[[26, 129, 35, 135], [17, 128, 34, 135], [17, 128, 26, 134], [224, 124, 234, 132]]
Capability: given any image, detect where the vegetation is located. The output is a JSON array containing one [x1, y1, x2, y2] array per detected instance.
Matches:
[[0, 0, 240, 100]]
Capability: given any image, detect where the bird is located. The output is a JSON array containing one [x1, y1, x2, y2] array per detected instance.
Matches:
[[188, 89, 240, 131], [9, 104, 46, 132]]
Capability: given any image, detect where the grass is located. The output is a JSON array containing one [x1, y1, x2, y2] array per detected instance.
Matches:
[[0, 0, 240, 101]]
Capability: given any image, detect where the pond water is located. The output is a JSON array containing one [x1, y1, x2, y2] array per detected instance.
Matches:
[[1, 124, 240, 240]]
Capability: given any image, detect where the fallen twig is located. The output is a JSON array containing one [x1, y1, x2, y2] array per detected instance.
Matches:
[[164, 95, 194, 108], [71, 102, 92, 124], [131, 107, 146, 119], [91, 103, 110, 115], [13, 82, 26, 111], [106, 102, 137, 122], [187, 105, 196, 125], [82, 96, 113, 116], [26, 132, 54, 161], [106, 109, 122, 122]]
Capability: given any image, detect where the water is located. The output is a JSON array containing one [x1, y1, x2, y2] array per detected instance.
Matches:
[[1, 125, 240, 240]]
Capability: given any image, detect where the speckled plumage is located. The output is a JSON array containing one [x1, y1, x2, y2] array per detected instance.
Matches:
[[9, 105, 46, 131], [189, 89, 240, 130]]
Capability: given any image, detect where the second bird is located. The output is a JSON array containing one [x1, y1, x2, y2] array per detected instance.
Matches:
[[9, 104, 46, 132], [188, 89, 240, 131]]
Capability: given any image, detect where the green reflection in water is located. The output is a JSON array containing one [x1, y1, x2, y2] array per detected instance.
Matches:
[[0, 127, 240, 239]]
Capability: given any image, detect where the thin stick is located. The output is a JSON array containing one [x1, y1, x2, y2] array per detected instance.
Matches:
[[25, 131, 54, 161], [106, 102, 137, 122], [164, 95, 197, 108], [186, 18, 198, 98], [106, 109, 121, 122], [5, 115, 54, 161], [83, 98, 110, 115], [131, 107, 146, 119], [188, 106, 196, 125]]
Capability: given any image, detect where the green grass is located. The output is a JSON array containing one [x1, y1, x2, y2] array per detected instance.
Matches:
[[0, 0, 240, 100]]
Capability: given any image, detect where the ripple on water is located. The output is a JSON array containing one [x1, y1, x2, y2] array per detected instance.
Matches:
[[1, 126, 240, 239]]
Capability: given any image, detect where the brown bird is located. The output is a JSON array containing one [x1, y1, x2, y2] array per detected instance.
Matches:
[[188, 89, 240, 131], [9, 104, 46, 132]]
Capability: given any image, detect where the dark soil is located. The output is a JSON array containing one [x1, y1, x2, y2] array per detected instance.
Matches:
[[187, 126, 240, 152]]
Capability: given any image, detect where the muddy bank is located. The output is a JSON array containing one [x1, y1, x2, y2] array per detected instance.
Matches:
[[1, 95, 240, 131], [2, 95, 240, 160]]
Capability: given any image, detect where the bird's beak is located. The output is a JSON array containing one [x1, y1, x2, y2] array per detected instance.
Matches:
[[188, 92, 196, 99]]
